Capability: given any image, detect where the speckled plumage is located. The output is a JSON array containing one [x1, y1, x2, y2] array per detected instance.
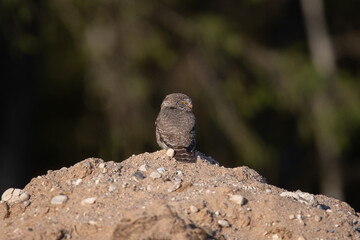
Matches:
[[155, 93, 196, 162]]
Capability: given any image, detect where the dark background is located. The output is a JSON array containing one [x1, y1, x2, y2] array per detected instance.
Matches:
[[1, 0, 360, 211]]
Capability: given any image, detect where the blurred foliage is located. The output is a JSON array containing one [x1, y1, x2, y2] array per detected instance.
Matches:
[[1, 0, 360, 209]]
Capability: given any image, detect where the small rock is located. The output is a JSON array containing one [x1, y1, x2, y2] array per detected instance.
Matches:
[[176, 171, 183, 176], [272, 234, 279, 239], [150, 171, 161, 179], [298, 236, 306, 240], [218, 219, 230, 228], [146, 185, 153, 191], [314, 228, 321, 232], [81, 197, 96, 205], [335, 224, 339, 228], [74, 179, 82, 185], [326, 209, 332, 213], [168, 183, 181, 192], [139, 164, 148, 172], [289, 214, 295, 220], [173, 176, 182, 184], [189, 205, 199, 213], [89, 220, 97, 225], [1, 188, 14, 202], [166, 149, 175, 157], [353, 219, 358, 225], [23, 201, 31, 207], [315, 215, 322, 222], [133, 171, 145, 180], [19, 193, 30, 202], [51, 195, 68, 205], [326, 229, 334, 233], [13, 189, 21, 196], [229, 195, 247, 206], [157, 167, 166, 174], [99, 163, 105, 169], [108, 184, 118, 192], [266, 188, 272, 193]]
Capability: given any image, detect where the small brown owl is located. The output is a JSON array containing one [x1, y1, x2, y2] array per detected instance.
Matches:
[[155, 93, 196, 162]]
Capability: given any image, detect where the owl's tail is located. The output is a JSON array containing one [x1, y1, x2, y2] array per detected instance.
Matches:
[[174, 149, 196, 163]]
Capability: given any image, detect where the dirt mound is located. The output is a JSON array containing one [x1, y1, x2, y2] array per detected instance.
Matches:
[[1, 150, 359, 239]]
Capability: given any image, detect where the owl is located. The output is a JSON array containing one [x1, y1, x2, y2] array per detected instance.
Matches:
[[155, 93, 196, 162]]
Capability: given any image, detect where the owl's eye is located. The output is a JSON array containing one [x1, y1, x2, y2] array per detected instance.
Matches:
[[183, 101, 186, 105]]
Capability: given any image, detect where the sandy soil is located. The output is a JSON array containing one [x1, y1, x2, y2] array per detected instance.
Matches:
[[1, 150, 359, 240]]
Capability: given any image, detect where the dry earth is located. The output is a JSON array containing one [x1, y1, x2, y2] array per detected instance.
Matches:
[[0, 150, 359, 240]]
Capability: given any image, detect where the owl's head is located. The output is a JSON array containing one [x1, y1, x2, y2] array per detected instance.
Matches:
[[161, 93, 193, 111]]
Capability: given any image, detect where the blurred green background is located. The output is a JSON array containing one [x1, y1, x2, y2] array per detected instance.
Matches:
[[1, 0, 360, 211]]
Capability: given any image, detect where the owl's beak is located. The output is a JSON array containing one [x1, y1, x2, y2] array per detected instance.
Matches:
[[188, 104, 193, 109]]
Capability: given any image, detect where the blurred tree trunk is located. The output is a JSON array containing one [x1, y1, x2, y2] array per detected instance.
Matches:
[[300, 0, 344, 199]]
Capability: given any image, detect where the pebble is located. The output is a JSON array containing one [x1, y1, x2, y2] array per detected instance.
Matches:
[[218, 219, 230, 227], [139, 164, 148, 172], [133, 171, 145, 180], [315, 215, 322, 222], [314, 228, 321, 232], [13, 189, 21, 196], [1, 188, 15, 202], [298, 236, 306, 240], [51, 195, 68, 205], [272, 234, 279, 239], [157, 167, 166, 174], [166, 149, 175, 157], [266, 188, 272, 193], [99, 163, 105, 169], [81, 197, 96, 205], [173, 176, 182, 184], [74, 179, 82, 185], [229, 195, 247, 206], [108, 184, 118, 192], [176, 171, 183, 176], [353, 219, 358, 225], [150, 172, 161, 179], [19, 193, 30, 202], [189, 206, 199, 213], [23, 201, 31, 207], [289, 214, 295, 220], [146, 185, 153, 191], [168, 183, 181, 192]]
